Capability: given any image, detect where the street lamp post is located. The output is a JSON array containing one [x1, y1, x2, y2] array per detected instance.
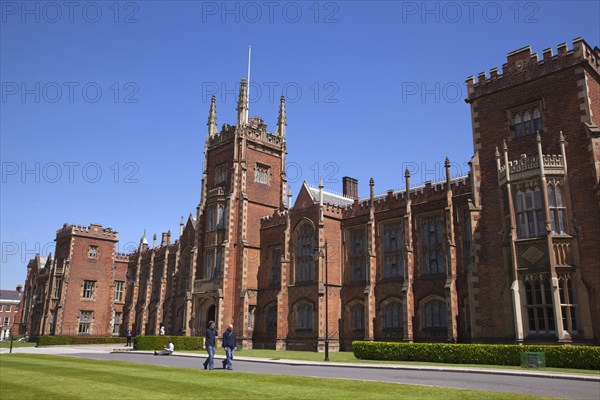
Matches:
[[314, 240, 329, 362]]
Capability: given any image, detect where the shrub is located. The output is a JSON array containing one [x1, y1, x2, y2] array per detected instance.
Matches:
[[352, 341, 600, 370], [38, 336, 126, 346], [134, 336, 203, 351]]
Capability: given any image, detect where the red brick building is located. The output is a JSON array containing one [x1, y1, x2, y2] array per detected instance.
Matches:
[[20, 38, 599, 347], [0, 285, 23, 340], [21, 225, 128, 337]]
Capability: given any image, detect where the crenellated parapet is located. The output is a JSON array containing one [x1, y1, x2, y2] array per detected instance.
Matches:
[[466, 38, 600, 101], [56, 222, 119, 241], [115, 253, 130, 262], [261, 209, 288, 229], [207, 123, 236, 147], [342, 175, 471, 218], [245, 117, 284, 148]]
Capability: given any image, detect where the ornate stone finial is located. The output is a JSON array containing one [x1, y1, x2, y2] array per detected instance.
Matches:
[[152, 233, 157, 248], [502, 139, 508, 152], [369, 177, 375, 200], [140, 229, 148, 245], [237, 78, 249, 127], [277, 96, 287, 138], [319, 176, 324, 189], [536, 132, 542, 143], [404, 167, 410, 179], [559, 130, 565, 142], [179, 216, 184, 236], [445, 156, 451, 187], [208, 95, 217, 137], [495, 147, 500, 158]]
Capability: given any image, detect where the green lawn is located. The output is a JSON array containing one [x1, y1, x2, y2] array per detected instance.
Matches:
[[0, 354, 555, 400], [188, 348, 600, 375]]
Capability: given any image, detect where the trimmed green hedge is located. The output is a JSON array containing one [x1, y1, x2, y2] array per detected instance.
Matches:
[[352, 341, 600, 370], [38, 336, 126, 346], [134, 336, 204, 351]]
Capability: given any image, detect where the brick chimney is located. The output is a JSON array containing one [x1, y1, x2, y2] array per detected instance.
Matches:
[[342, 177, 358, 199]]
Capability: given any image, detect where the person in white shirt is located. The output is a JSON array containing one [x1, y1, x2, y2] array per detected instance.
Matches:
[[154, 341, 174, 356]]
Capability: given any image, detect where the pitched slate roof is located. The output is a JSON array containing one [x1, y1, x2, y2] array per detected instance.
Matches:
[[307, 185, 354, 208], [0, 290, 21, 302]]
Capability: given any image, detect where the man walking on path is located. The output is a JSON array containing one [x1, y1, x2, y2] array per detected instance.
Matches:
[[222, 324, 237, 370], [203, 321, 217, 370]]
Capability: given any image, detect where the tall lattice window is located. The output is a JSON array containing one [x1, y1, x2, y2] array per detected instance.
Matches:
[[524, 275, 555, 335], [114, 281, 124, 302], [255, 163, 270, 185], [88, 245, 98, 259], [421, 216, 443, 275], [512, 104, 542, 138], [49, 311, 56, 333], [78, 311, 92, 334], [204, 247, 222, 279], [270, 247, 281, 286], [295, 223, 315, 283], [348, 228, 366, 281], [113, 312, 122, 335], [382, 222, 403, 278], [265, 303, 277, 334], [558, 275, 578, 334], [384, 301, 403, 330], [350, 303, 364, 330], [296, 302, 313, 331], [516, 187, 545, 238], [206, 203, 227, 231], [424, 299, 447, 329], [53, 277, 62, 298], [82, 280, 95, 299], [463, 210, 473, 267], [548, 183, 567, 234], [214, 164, 227, 186]]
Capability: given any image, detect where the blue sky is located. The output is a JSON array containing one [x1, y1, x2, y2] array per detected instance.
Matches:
[[1, 1, 599, 289]]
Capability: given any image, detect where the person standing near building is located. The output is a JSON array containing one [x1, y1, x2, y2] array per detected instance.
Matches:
[[203, 321, 217, 370], [126, 329, 132, 347], [221, 324, 237, 370]]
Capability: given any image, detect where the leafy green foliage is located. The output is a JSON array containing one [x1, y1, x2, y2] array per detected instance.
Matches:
[[352, 341, 600, 370], [134, 336, 203, 351]]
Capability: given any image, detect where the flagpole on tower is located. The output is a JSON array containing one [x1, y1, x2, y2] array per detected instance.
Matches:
[[247, 45, 251, 122]]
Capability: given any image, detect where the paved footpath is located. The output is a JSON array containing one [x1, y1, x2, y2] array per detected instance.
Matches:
[[2, 344, 599, 399]]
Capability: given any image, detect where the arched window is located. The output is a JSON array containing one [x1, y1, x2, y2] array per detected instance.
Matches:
[[265, 303, 277, 334], [421, 216, 443, 275], [350, 303, 364, 330], [533, 107, 542, 132], [514, 113, 524, 137], [348, 228, 366, 281], [295, 223, 315, 283], [523, 111, 532, 135], [296, 302, 313, 331], [384, 301, 403, 330], [424, 299, 447, 329], [383, 222, 403, 278]]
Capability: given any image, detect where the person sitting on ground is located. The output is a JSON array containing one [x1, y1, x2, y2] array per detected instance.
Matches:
[[154, 341, 174, 356]]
